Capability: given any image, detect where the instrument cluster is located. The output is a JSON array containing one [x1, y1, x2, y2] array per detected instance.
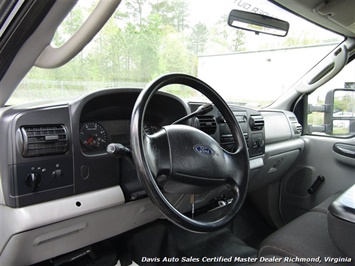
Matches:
[[79, 120, 161, 152]]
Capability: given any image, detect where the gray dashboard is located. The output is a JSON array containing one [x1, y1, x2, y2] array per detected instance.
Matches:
[[249, 110, 304, 191], [0, 88, 304, 208], [0, 88, 306, 265]]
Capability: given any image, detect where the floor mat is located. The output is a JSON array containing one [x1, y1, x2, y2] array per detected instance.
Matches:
[[121, 219, 257, 266], [231, 199, 275, 248]]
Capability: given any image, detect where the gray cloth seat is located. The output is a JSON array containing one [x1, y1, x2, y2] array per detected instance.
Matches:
[[258, 194, 348, 266], [309, 192, 341, 214]]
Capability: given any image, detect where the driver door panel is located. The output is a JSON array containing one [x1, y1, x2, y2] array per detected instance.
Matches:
[[279, 135, 355, 223]]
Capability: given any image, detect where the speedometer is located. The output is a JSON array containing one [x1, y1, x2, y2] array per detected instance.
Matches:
[[79, 122, 107, 150]]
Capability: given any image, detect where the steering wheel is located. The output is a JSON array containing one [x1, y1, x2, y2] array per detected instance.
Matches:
[[130, 73, 249, 232]]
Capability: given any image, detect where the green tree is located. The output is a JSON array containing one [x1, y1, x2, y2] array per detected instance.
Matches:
[[53, 7, 85, 47], [151, 0, 189, 33], [158, 32, 194, 74], [136, 14, 164, 80], [171, 1, 189, 33], [23, 0, 201, 95], [209, 14, 246, 53], [151, 0, 174, 25], [229, 29, 246, 52], [188, 22, 208, 55], [125, 0, 147, 27], [334, 93, 355, 113], [283, 31, 321, 47]]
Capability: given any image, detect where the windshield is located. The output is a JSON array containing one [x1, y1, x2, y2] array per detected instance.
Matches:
[[7, 0, 343, 107]]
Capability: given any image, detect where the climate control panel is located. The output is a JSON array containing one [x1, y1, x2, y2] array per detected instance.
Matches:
[[219, 106, 265, 158]]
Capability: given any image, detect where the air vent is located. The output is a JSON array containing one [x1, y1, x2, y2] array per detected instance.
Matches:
[[296, 124, 302, 134], [292, 123, 303, 135], [233, 111, 247, 123], [249, 115, 264, 131], [287, 114, 302, 135], [21, 125, 69, 157], [197, 116, 217, 134]]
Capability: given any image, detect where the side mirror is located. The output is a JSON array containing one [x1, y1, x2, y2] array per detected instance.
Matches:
[[325, 89, 355, 135], [228, 9, 289, 37]]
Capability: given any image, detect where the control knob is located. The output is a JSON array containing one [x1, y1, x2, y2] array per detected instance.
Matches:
[[25, 173, 41, 192]]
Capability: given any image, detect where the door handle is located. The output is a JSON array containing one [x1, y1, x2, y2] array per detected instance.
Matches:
[[333, 143, 355, 158]]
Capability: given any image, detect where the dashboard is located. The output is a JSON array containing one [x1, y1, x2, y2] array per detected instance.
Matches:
[[0, 89, 190, 207], [0, 88, 304, 208], [0, 87, 306, 265]]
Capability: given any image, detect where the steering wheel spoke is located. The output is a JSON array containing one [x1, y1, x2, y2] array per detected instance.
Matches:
[[143, 129, 170, 178], [131, 73, 249, 232], [224, 148, 249, 189]]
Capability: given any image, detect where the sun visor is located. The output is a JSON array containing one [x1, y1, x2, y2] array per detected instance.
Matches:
[[314, 0, 355, 34]]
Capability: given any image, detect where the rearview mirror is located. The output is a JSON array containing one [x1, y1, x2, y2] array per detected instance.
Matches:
[[228, 9, 289, 37]]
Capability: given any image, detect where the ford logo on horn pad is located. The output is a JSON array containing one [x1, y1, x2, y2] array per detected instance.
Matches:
[[193, 145, 215, 157]]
